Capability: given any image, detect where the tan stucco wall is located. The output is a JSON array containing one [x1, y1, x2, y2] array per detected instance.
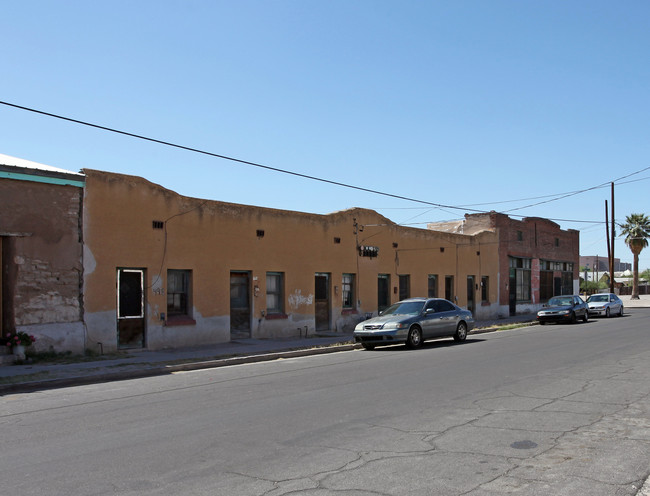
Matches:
[[82, 170, 501, 351]]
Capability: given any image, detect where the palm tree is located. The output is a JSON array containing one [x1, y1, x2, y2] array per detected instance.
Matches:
[[620, 213, 650, 299]]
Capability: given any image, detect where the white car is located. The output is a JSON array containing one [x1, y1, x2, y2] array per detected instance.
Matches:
[[586, 293, 624, 318]]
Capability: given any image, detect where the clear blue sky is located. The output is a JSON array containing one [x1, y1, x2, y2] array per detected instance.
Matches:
[[2, 1, 649, 268]]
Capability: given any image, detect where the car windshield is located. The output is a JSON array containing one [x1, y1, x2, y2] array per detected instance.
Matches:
[[382, 301, 424, 316], [587, 295, 608, 302], [548, 297, 574, 307]]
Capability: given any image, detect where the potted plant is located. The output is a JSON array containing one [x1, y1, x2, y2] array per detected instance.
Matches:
[[4, 331, 36, 363]]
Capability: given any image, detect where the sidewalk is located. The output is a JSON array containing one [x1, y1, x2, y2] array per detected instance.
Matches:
[[0, 313, 539, 394], [2, 296, 649, 395]]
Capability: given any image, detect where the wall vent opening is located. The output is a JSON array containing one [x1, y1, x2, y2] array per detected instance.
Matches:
[[256, 230, 265, 238], [152, 220, 164, 229]]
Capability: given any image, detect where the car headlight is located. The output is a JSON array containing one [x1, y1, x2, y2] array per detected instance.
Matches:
[[559, 310, 570, 315], [383, 322, 408, 330]]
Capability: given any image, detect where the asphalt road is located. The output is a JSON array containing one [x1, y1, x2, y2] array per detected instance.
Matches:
[[2, 309, 650, 495]]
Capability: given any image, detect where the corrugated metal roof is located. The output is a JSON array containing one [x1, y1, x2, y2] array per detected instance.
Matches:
[[0, 153, 84, 176]]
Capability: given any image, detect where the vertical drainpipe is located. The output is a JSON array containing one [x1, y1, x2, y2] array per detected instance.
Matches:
[[79, 179, 87, 352]]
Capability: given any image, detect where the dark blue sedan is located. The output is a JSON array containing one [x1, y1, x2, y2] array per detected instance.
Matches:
[[537, 295, 589, 325]]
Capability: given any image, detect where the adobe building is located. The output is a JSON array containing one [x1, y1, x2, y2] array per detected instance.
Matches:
[[429, 212, 580, 316], [1, 155, 581, 356], [82, 169, 502, 352], [0, 154, 86, 354]]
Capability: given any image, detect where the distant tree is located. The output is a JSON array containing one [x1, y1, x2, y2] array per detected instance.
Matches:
[[620, 213, 650, 299], [641, 268, 650, 283]]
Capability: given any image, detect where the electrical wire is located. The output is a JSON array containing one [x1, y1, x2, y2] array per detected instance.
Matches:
[[0, 100, 482, 214], [2, 100, 648, 225]]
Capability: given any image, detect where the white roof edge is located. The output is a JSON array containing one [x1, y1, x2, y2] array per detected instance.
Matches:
[[0, 153, 84, 177]]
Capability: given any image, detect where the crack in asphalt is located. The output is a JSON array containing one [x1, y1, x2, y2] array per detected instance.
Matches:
[[190, 351, 650, 495]]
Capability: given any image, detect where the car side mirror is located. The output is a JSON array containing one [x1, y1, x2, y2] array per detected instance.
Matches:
[[425, 308, 435, 314]]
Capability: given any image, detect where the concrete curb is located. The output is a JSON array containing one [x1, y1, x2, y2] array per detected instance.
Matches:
[[2, 320, 546, 395], [0, 322, 539, 394], [0, 343, 361, 394]]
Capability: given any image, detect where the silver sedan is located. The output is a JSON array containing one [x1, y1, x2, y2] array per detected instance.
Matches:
[[586, 293, 624, 317], [353, 297, 475, 350]]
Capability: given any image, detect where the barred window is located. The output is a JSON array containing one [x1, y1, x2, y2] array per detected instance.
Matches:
[[509, 257, 531, 302]]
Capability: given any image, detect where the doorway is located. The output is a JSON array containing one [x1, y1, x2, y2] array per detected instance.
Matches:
[[315, 273, 330, 331], [117, 268, 145, 349], [230, 271, 251, 339], [445, 276, 454, 302], [509, 268, 517, 316], [467, 276, 475, 314], [377, 274, 390, 312]]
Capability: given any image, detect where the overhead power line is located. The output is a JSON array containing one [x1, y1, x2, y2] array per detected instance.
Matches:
[[0, 100, 483, 214], [1, 100, 647, 225]]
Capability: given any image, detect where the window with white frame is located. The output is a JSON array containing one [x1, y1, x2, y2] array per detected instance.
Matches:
[[342, 273, 355, 309]]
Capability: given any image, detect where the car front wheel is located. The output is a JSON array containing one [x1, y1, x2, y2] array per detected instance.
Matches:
[[606, 307, 611, 318], [619, 306, 624, 317], [453, 322, 468, 341], [362, 343, 375, 350], [582, 311, 589, 323], [406, 326, 423, 349]]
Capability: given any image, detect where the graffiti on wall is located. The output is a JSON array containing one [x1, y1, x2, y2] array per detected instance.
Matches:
[[288, 289, 314, 310]]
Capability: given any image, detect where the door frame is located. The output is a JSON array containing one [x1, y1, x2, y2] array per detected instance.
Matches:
[[117, 268, 146, 349], [466, 275, 475, 315], [230, 271, 252, 339], [315, 273, 331, 332]]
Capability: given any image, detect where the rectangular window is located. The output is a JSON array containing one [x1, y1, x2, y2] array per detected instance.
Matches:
[[428, 274, 438, 298], [266, 272, 284, 314], [167, 269, 191, 316], [342, 273, 355, 308], [509, 257, 531, 302], [516, 269, 531, 301], [399, 275, 410, 300], [540, 259, 574, 300], [481, 276, 489, 302], [445, 276, 454, 301]]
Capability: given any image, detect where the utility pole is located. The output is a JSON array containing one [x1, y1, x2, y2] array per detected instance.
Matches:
[[610, 183, 615, 293], [606, 200, 612, 292]]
